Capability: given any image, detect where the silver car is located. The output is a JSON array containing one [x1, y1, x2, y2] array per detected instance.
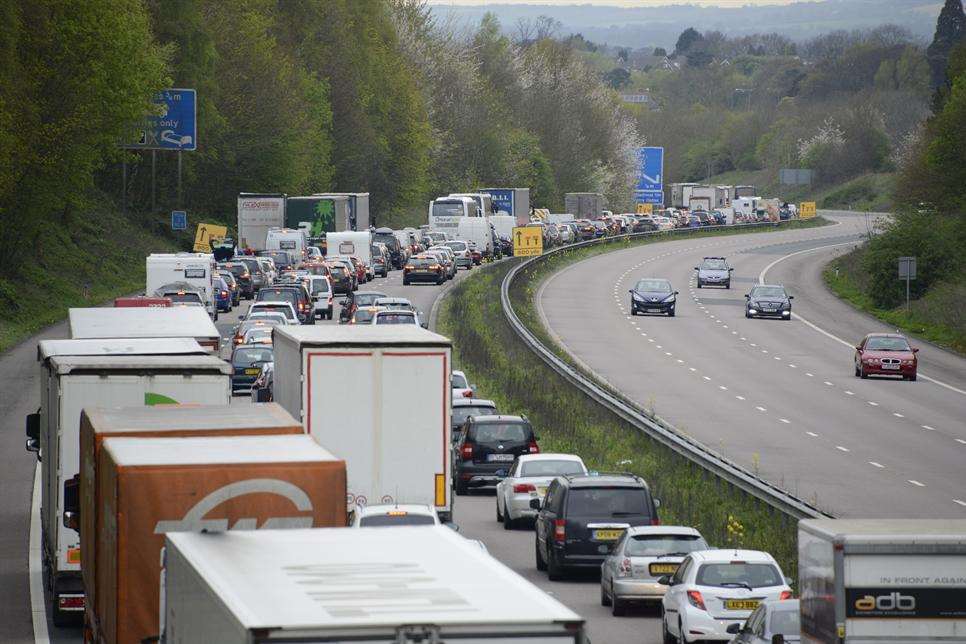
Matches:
[[695, 256, 733, 288], [600, 525, 707, 616], [495, 454, 586, 529]]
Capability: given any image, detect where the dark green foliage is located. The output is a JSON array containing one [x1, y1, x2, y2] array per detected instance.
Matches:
[[603, 67, 632, 89], [926, 0, 966, 92], [674, 27, 703, 56]]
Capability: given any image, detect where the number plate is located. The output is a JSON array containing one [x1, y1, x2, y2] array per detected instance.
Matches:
[[724, 599, 760, 611], [761, 307, 777, 313], [487, 454, 515, 462], [882, 364, 900, 370], [647, 308, 662, 313], [594, 529, 624, 541], [244, 368, 261, 375], [649, 563, 679, 576]]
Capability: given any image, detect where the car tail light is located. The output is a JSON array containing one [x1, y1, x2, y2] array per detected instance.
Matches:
[[651, 517, 661, 525], [553, 519, 566, 543], [618, 558, 632, 577], [462, 389, 473, 398], [687, 590, 706, 611], [460, 442, 474, 461], [221, 290, 228, 297], [780, 590, 793, 600], [513, 483, 536, 493], [528, 439, 540, 454]]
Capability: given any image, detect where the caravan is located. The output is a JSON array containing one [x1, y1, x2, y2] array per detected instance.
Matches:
[[145, 253, 217, 320]]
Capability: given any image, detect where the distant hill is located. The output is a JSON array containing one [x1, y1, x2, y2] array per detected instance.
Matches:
[[429, 1, 940, 49]]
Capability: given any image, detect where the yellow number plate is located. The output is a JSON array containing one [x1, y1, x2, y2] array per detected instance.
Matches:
[[724, 599, 760, 611], [245, 368, 261, 375], [649, 563, 679, 575], [594, 529, 624, 541]]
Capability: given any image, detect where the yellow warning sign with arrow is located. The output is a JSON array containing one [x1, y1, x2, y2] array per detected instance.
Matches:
[[193, 223, 227, 252], [513, 226, 543, 257]]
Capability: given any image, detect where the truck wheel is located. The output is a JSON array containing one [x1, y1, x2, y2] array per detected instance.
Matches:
[[535, 538, 547, 571]]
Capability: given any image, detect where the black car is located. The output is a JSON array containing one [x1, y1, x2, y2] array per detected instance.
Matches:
[[450, 399, 499, 471], [230, 344, 274, 394], [629, 278, 678, 317], [745, 284, 793, 320], [219, 261, 255, 298], [232, 257, 268, 292], [373, 227, 406, 269], [256, 286, 313, 324], [453, 415, 538, 495], [533, 473, 660, 580], [403, 256, 446, 285]]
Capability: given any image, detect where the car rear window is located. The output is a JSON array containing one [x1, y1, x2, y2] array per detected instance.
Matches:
[[408, 258, 431, 267], [310, 279, 330, 295], [253, 304, 293, 318], [256, 290, 298, 305], [359, 514, 436, 527], [445, 242, 467, 251], [374, 312, 415, 325], [471, 423, 531, 443], [353, 310, 376, 324], [695, 562, 783, 588], [770, 608, 800, 635], [166, 292, 202, 304], [452, 405, 496, 427], [625, 534, 707, 557], [451, 373, 469, 389], [566, 487, 649, 518], [354, 293, 386, 307], [233, 347, 273, 365], [520, 460, 585, 477]]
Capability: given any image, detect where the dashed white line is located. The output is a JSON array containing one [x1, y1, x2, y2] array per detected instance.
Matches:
[[755, 406, 767, 412], [703, 376, 712, 381], [844, 390, 854, 395], [823, 381, 834, 386], [868, 401, 879, 406], [908, 480, 925, 487], [835, 445, 850, 452], [806, 372, 814, 377], [719, 385, 727, 390], [806, 431, 819, 437], [689, 367, 697, 372], [735, 395, 745, 400], [955, 499, 966, 507], [893, 412, 904, 418], [957, 439, 966, 445], [921, 425, 934, 431], [868, 461, 884, 468], [779, 418, 791, 424], [788, 364, 797, 368]]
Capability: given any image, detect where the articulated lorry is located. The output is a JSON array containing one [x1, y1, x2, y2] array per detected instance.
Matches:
[[274, 326, 453, 522], [161, 526, 587, 643], [314, 192, 370, 230], [798, 519, 966, 644], [480, 187, 531, 226], [236, 193, 286, 252], [285, 194, 351, 238]]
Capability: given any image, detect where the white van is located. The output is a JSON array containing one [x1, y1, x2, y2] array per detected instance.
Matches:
[[265, 228, 307, 265], [488, 214, 515, 243], [146, 253, 216, 319], [457, 217, 493, 259]]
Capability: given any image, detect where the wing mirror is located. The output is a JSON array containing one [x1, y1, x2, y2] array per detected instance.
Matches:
[[657, 575, 671, 586], [674, 291, 679, 295], [788, 295, 794, 299], [25, 411, 40, 459], [744, 294, 750, 299], [855, 346, 863, 351], [913, 347, 919, 353], [693, 266, 699, 270]]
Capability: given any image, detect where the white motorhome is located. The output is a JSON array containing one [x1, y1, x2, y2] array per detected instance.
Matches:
[[161, 527, 587, 643], [24, 338, 230, 626], [146, 253, 217, 319], [265, 227, 307, 265], [325, 231, 372, 268], [273, 326, 453, 522], [68, 307, 221, 353], [457, 217, 493, 258], [236, 193, 286, 252], [428, 196, 479, 236], [733, 196, 760, 219]]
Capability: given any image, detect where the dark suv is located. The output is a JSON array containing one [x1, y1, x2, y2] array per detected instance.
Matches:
[[453, 415, 538, 495], [533, 473, 660, 580], [255, 286, 313, 324]]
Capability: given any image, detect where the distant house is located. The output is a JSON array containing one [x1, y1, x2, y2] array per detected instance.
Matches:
[[620, 93, 660, 110]]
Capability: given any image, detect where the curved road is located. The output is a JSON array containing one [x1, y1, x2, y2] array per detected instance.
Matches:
[[538, 212, 966, 519]]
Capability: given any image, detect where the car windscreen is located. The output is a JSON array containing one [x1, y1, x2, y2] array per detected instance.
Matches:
[[695, 563, 783, 588], [451, 373, 469, 388], [635, 279, 671, 293], [328, 265, 348, 277], [374, 312, 415, 324], [359, 514, 437, 527], [372, 233, 398, 249], [471, 423, 530, 443], [751, 287, 785, 299], [566, 487, 648, 518], [625, 534, 708, 557], [166, 292, 202, 304], [520, 460, 585, 477], [452, 405, 496, 427], [233, 347, 274, 365], [701, 259, 727, 270], [770, 608, 800, 636], [235, 259, 261, 274], [865, 336, 911, 351], [444, 241, 467, 251]]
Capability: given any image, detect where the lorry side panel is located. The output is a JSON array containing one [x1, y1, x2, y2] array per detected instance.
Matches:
[[799, 526, 838, 644], [272, 331, 303, 424]]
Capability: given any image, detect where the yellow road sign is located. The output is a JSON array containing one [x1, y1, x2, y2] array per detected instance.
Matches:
[[636, 203, 653, 214], [193, 223, 228, 252], [513, 226, 543, 257], [799, 201, 816, 219]]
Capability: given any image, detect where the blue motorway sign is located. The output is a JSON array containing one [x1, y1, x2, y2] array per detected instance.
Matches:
[[171, 210, 187, 230], [634, 146, 664, 205], [125, 88, 197, 151], [485, 189, 513, 215]]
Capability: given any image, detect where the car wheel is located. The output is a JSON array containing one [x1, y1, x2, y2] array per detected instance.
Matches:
[[631, 306, 637, 316], [860, 365, 869, 379], [504, 513, 514, 530], [745, 310, 752, 318], [661, 613, 677, 644], [601, 583, 612, 607], [855, 362, 861, 377], [496, 497, 503, 522], [696, 282, 702, 288], [679, 619, 688, 644], [612, 588, 625, 617], [535, 538, 547, 571], [455, 478, 467, 496], [725, 281, 731, 289], [908, 372, 917, 381], [547, 547, 564, 581]]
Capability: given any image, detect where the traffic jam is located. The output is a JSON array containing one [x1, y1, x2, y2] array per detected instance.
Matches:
[[24, 189, 947, 644]]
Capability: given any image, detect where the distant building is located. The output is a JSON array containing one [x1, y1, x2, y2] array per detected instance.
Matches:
[[620, 93, 659, 110]]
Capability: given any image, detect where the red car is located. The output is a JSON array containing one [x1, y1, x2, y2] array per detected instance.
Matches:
[[854, 333, 918, 381]]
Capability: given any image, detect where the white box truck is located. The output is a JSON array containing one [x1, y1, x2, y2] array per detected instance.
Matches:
[[688, 185, 715, 212], [273, 326, 453, 521], [489, 214, 516, 244], [480, 187, 531, 226], [161, 526, 587, 643], [798, 519, 966, 644], [24, 338, 230, 626], [146, 253, 217, 320], [68, 307, 221, 353], [236, 193, 286, 252]]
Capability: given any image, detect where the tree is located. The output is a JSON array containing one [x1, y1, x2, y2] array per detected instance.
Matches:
[[617, 47, 629, 64], [674, 28, 703, 56], [926, 0, 966, 91], [603, 67, 631, 89], [653, 47, 667, 57]]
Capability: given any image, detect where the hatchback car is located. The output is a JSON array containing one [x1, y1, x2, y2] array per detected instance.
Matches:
[[496, 454, 587, 529], [219, 261, 255, 299], [454, 415, 539, 495], [370, 310, 426, 327], [534, 473, 660, 580], [661, 549, 792, 643], [214, 276, 233, 313], [726, 599, 800, 644], [339, 290, 389, 323], [327, 262, 355, 295], [443, 240, 474, 269], [854, 332, 918, 380], [403, 255, 446, 285], [230, 344, 274, 394], [745, 285, 792, 320], [349, 504, 441, 528], [218, 270, 242, 306], [695, 257, 733, 289], [600, 526, 708, 616], [451, 370, 475, 400], [256, 286, 312, 324], [246, 301, 298, 324], [630, 278, 678, 316]]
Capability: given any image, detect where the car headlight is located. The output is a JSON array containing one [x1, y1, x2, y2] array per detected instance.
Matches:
[[748, 308, 758, 314], [633, 293, 645, 302], [664, 295, 676, 303]]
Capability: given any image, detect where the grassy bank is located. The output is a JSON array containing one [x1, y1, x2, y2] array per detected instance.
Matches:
[[441, 258, 808, 584], [824, 247, 966, 356], [705, 169, 894, 212], [0, 206, 186, 353]]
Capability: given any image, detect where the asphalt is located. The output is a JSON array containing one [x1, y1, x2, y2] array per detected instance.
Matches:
[[538, 212, 966, 519]]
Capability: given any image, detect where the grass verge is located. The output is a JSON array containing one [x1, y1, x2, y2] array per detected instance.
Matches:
[[0, 206, 186, 353], [824, 247, 966, 356], [440, 222, 833, 586]]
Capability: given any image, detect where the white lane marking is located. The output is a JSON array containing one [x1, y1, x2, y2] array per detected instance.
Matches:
[[689, 367, 697, 372], [677, 359, 684, 363], [779, 418, 791, 424], [908, 480, 926, 487], [703, 376, 712, 381], [806, 431, 819, 437], [845, 390, 854, 395], [958, 439, 966, 445], [806, 372, 814, 377], [869, 461, 884, 468], [955, 499, 966, 507], [30, 462, 50, 644], [774, 356, 781, 360], [868, 401, 878, 406], [760, 241, 966, 397], [755, 406, 767, 412], [750, 343, 757, 347], [735, 395, 745, 400], [665, 352, 673, 356], [921, 425, 934, 430], [893, 412, 904, 418], [823, 381, 833, 386], [836, 445, 850, 452], [789, 364, 797, 368], [719, 385, 728, 390]]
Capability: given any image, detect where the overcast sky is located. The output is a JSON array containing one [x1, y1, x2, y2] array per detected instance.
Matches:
[[427, 1, 799, 6]]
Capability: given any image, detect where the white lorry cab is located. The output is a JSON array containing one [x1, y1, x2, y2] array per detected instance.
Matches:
[[161, 526, 587, 643], [733, 196, 760, 220], [146, 253, 217, 319], [429, 196, 479, 236], [68, 306, 221, 353], [457, 216, 493, 258], [273, 326, 453, 522], [265, 227, 307, 266], [24, 338, 230, 626]]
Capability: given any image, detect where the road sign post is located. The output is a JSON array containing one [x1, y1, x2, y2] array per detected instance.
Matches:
[[898, 256, 916, 311], [513, 227, 543, 257]]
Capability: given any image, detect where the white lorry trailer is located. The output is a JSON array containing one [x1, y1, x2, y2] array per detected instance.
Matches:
[[273, 326, 453, 522], [236, 193, 286, 252], [563, 192, 605, 219], [798, 519, 966, 644], [161, 526, 587, 643], [315, 192, 370, 230], [68, 306, 221, 353], [480, 187, 531, 226], [146, 253, 217, 319], [24, 338, 230, 626]]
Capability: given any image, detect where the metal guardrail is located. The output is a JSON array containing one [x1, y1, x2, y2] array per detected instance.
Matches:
[[500, 221, 833, 520]]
